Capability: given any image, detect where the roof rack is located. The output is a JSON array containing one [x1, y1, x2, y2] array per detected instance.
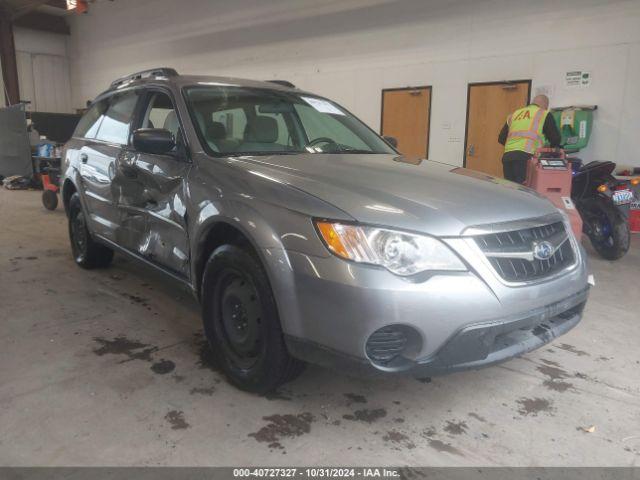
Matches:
[[266, 80, 296, 88], [110, 68, 178, 88]]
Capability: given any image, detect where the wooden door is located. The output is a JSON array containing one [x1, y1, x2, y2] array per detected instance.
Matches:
[[381, 86, 431, 158], [464, 81, 530, 177]]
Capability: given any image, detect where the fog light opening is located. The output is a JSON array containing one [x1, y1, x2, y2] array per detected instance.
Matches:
[[365, 325, 422, 370]]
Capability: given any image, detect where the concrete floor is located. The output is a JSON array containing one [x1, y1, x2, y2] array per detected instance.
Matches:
[[1, 188, 639, 467]]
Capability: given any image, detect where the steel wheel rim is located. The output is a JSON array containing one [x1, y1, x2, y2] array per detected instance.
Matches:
[[215, 270, 263, 370]]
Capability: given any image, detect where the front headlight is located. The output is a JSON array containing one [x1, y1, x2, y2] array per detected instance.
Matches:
[[315, 220, 466, 276]]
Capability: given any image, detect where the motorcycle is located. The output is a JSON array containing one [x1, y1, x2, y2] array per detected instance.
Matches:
[[570, 159, 638, 260]]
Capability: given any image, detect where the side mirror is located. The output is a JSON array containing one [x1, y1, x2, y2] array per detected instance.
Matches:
[[383, 135, 398, 148], [132, 128, 175, 155]]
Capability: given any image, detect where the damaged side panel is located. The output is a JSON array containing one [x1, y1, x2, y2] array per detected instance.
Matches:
[[112, 149, 191, 278]]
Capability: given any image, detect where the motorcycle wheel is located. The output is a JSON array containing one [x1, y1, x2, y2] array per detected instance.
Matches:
[[586, 202, 630, 260]]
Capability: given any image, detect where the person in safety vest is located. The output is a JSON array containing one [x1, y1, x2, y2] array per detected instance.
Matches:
[[498, 94, 561, 184]]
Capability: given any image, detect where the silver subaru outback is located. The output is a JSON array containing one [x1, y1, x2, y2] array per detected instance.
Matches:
[[61, 69, 590, 392]]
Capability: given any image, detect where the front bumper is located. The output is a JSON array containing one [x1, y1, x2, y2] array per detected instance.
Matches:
[[411, 286, 587, 376], [284, 286, 588, 377], [263, 234, 590, 377]]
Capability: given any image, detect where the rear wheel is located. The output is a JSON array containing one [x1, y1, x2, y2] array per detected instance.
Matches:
[[586, 202, 630, 260], [201, 244, 304, 393], [68, 193, 114, 269]]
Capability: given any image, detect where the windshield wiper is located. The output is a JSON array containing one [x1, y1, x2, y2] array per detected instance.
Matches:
[[225, 151, 303, 157], [331, 145, 378, 154]]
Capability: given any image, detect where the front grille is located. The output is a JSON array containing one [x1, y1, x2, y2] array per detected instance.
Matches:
[[474, 221, 576, 282]]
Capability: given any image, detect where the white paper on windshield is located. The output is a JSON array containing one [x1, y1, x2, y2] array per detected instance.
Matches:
[[302, 96, 345, 115]]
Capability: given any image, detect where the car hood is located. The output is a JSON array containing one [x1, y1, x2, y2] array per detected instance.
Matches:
[[230, 153, 559, 236]]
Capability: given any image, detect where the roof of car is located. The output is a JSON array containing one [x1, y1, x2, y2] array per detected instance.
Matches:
[[104, 67, 304, 95]]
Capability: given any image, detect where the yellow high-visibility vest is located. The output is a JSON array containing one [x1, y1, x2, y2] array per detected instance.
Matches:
[[504, 104, 548, 154]]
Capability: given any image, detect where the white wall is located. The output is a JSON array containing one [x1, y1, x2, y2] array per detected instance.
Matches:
[[14, 27, 68, 57], [0, 54, 5, 107], [67, 0, 640, 167], [14, 27, 73, 113]]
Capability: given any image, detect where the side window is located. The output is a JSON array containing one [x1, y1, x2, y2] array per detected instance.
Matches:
[[73, 99, 108, 139], [211, 107, 246, 141], [95, 91, 139, 144], [141, 92, 179, 138]]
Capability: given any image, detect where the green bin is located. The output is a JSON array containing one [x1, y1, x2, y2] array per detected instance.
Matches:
[[550, 106, 596, 153]]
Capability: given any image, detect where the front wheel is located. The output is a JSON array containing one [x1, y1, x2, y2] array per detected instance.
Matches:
[[201, 244, 304, 393], [585, 202, 630, 260]]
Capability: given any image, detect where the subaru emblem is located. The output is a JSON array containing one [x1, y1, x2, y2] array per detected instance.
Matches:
[[533, 241, 554, 260]]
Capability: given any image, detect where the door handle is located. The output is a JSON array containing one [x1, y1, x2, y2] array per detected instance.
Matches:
[[120, 163, 137, 179], [119, 152, 138, 178], [80, 153, 88, 163]]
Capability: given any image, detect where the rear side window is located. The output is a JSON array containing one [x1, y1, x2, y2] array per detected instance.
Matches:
[[73, 99, 108, 139], [94, 91, 139, 144]]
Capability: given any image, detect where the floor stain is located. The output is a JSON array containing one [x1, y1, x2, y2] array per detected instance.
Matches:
[[190, 386, 216, 396], [422, 427, 437, 438], [543, 379, 574, 393], [165, 410, 190, 430], [265, 390, 293, 401], [344, 393, 367, 405], [555, 343, 589, 357], [540, 358, 561, 367], [149, 359, 175, 374], [92, 336, 158, 363], [516, 397, 554, 416], [121, 292, 149, 307], [383, 430, 416, 449], [249, 413, 314, 445], [443, 420, 468, 435], [467, 412, 486, 423], [537, 364, 569, 380], [537, 364, 574, 392], [427, 439, 463, 456], [343, 408, 387, 424]]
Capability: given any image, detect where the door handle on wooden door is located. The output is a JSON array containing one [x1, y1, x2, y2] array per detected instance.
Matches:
[[468, 144, 475, 156]]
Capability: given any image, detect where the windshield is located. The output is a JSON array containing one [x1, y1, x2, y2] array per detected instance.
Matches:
[[184, 86, 396, 156]]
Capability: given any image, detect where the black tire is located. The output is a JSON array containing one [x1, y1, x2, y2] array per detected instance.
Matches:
[[201, 244, 304, 393], [586, 202, 630, 260], [68, 192, 114, 269], [42, 190, 58, 210]]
